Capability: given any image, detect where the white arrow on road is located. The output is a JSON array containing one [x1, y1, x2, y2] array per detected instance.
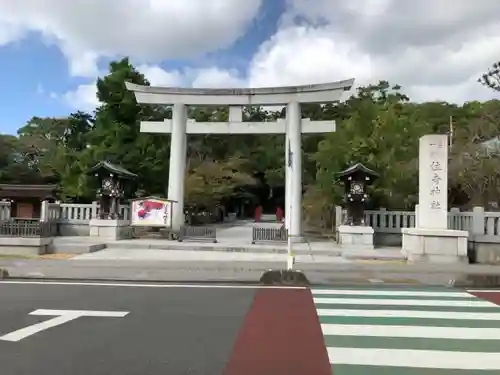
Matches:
[[0, 309, 129, 342]]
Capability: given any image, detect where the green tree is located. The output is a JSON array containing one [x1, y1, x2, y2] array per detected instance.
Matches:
[[479, 61, 500, 92], [15, 113, 95, 198], [81, 58, 171, 199], [185, 156, 256, 208], [307, 81, 431, 228]]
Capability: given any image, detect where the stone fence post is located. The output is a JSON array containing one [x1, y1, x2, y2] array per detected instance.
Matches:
[[0, 200, 11, 222], [379, 207, 387, 228], [335, 205, 343, 228], [471, 206, 485, 238], [449, 207, 460, 230], [40, 200, 49, 222], [91, 201, 99, 219]]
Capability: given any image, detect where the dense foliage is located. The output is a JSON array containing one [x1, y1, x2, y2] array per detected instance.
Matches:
[[2, 58, 500, 229]]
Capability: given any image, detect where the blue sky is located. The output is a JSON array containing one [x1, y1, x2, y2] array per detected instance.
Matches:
[[0, 0, 498, 136], [0, 0, 286, 135]]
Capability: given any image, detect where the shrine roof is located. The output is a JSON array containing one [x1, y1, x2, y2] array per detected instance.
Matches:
[[337, 163, 379, 178], [88, 161, 137, 179], [0, 184, 57, 198]]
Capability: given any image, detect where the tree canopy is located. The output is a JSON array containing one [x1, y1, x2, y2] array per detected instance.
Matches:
[[2, 58, 500, 229]]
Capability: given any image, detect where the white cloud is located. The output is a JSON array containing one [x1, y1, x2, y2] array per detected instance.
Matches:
[[36, 83, 45, 95], [270, 0, 500, 102], [247, 26, 372, 87], [48, 0, 500, 108], [61, 82, 99, 112], [61, 66, 246, 110], [0, 20, 23, 45], [137, 65, 184, 87], [191, 67, 246, 88], [0, 0, 262, 77]]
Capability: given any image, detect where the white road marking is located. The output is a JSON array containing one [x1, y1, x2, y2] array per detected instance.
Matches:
[[0, 281, 306, 289], [317, 308, 500, 320], [321, 323, 500, 339], [313, 297, 497, 307], [312, 289, 472, 298], [32, 309, 129, 317], [468, 289, 500, 293], [327, 347, 500, 370], [0, 309, 129, 342]]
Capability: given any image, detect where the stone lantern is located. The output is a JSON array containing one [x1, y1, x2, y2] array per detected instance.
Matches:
[[336, 162, 379, 251], [87, 160, 137, 220], [337, 162, 379, 226], [87, 161, 137, 241]]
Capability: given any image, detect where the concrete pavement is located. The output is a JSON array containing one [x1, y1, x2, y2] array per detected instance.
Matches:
[[3, 252, 500, 286], [50, 219, 406, 261], [0, 251, 500, 287]]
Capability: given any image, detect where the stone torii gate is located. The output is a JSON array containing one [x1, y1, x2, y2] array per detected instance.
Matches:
[[126, 79, 354, 239]]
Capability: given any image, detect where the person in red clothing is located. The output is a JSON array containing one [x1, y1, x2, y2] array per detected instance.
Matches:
[[276, 206, 283, 222], [254, 205, 262, 222]]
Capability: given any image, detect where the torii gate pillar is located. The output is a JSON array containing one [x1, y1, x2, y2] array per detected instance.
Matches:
[[287, 100, 302, 240], [169, 103, 187, 230]]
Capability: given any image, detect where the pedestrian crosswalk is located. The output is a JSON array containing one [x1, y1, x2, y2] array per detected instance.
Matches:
[[312, 287, 500, 374]]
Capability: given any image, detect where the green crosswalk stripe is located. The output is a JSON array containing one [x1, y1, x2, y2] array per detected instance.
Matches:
[[315, 303, 498, 312], [311, 287, 500, 375], [331, 365, 500, 375], [319, 316, 500, 328]]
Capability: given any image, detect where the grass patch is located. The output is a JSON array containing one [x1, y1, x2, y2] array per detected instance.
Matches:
[[38, 254, 76, 260], [0, 253, 36, 260]]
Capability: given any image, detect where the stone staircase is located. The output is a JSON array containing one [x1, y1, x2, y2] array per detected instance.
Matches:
[[48, 236, 106, 254]]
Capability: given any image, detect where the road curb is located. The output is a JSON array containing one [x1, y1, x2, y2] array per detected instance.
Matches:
[[105, 242, 343, 256], [0, 276, 267, 285], [260, 269, 310, 286], [449, 274, 500, 288], [0, 268, 9, 279]]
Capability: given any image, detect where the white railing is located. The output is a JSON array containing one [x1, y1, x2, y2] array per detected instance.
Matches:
[[58, 202, 130, 222], [335, 206, 500, 238], [0, 201, 11, 221], [47, 202, 61, 221], [364, 208, 416, 233], [59, 203, 94, 222], [485, 213, 500, 236]]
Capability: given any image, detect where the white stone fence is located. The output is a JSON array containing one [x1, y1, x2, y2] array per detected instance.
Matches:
[[335, 206, 500, 242], [3, 200, 500, 242], [37, 202, 130, 236], [56, 202, 131, 222], [40, 202, 500, 242]]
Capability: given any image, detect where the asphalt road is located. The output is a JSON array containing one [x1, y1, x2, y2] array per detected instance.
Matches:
[[0, 282, 259, 375], [2, 281, 500, 375], [0, 281, 330, 375]]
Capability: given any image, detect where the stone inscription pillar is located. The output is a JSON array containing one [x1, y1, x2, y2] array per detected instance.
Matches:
[[418, 134, 448, 230]]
